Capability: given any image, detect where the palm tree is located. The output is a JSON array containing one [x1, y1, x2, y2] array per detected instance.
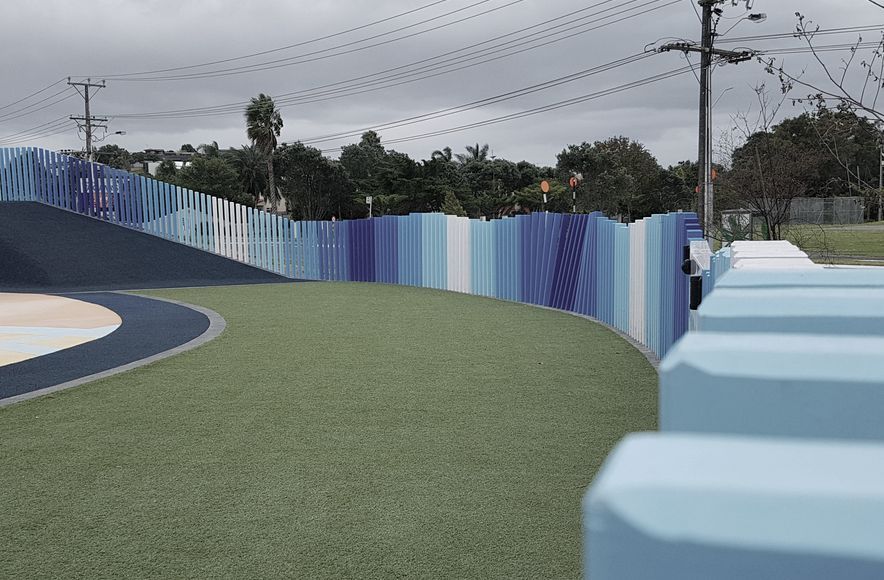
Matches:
[[431, 146, 453, 162], [245, 94, 283, 211], [455, 143, 489, 165], [225, 145, 267, 207]]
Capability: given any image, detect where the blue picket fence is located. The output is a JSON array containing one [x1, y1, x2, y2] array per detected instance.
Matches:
[[0, 146, 702, 356]]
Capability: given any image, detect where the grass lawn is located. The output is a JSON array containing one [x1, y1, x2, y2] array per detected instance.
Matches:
[[0, 282, 656, 579], [785, 222, 884, 263]]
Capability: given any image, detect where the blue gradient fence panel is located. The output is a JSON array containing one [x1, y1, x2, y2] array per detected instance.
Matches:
[[1, 147, 698, 357]]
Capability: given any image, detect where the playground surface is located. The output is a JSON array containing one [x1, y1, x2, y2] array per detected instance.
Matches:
[[0, 293, 120, 366], [0, 292, 212, 402], [0, 282, 656, 579]]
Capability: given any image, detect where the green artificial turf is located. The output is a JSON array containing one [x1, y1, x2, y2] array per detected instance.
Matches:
[[0, 282, 657, 579], [786, 223, 884, 263]]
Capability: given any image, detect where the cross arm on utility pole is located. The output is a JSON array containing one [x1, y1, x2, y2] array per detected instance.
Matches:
[[69, 116, 108, 123], [658, 42, 754, 64], [67, 78, 107, 162], [655, 0, 758, 242]]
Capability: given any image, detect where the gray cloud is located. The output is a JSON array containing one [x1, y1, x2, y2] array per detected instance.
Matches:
[[0, 0, 880, 167]]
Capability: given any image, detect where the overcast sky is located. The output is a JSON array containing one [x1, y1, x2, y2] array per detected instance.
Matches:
[[0, 0, 880, 167]]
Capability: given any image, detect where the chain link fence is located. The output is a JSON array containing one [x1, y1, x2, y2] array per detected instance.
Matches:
[[789, 197, 864, 225]]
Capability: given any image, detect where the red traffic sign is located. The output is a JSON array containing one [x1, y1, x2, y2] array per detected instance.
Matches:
[[569, 176, 579, 189]]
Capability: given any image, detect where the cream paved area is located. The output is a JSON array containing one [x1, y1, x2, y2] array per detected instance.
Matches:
[[0, 293, 121, 366]]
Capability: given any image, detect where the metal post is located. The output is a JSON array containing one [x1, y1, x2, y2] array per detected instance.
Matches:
[[83, 82, 92, 161], [878, 143, 884, 222], [661, 3, 757, 242], [698, 0, 715, 242], [68, 78, 107, 163]]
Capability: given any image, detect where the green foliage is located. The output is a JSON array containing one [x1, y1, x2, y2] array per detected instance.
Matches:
[[440, 191, 467, 216], [770, 109, 880, 197], [225, 145, 266, 206], [723, 131, 823, 240], [174, 156, 251, 205], [94, 144, 132, 170], [275, 142, 355, 220], [245, 94, 283, 209], [455, 142, 489, 164], [557, 136, 665, 220], [507, 179, 571, 214], [154, 159, 178, 182], [431, 146, 452, 162], [339, 131, 387, 200]]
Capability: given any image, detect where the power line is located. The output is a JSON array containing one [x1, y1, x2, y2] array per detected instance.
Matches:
[[0, 116, 69, 141], [719, 23, 884, 44], [0, 119, 76, 145], [0, 121, 73, 145], [760, 41, 883, 55], [686, 0, 702, 22], [318, 66, 694, 152], [0, 78, 66, 113], [0, 87, 75, 123], [300, 52, 657, 144], [99, 0, 524, 82], [110, 0, 676, 120], [94, 0, 450, 79]]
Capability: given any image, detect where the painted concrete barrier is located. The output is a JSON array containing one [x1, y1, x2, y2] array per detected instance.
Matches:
[[697, 286, 884, 335], [584, 432, 884, 580], [715, 267, 884, 289], [729, 241, 818, 270], [589, 240, 884, 577], [659, 332, 884, 440]]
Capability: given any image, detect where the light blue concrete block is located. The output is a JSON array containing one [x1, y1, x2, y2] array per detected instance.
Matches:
[[660, 332, 884, 439], [585, 433, 884, 580], [716, 268, 884, 290], [698, 287, 884, 335]]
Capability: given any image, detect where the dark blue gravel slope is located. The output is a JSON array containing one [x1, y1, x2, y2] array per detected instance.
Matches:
[[0, 202, 289, 292]]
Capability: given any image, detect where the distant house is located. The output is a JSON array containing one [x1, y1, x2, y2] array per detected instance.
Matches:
[[140, 149, 194, 176]]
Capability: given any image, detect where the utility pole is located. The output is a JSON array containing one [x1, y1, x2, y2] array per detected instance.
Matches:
[[68, 78, 107, 162], [659, 1, 757, 241]]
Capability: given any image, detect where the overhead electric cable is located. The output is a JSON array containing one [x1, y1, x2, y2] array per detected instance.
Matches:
[[110, 0, 676, 119], [299, 52, 656, 144], [317, 66, 694, 152], [0, 78, 67, 113], [100, 0, 524, 82], [0, 87, 75, 122], [95, 0, 450, 78]]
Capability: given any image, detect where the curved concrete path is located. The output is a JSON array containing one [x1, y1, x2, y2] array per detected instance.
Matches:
[[0, 292, 224, 406]]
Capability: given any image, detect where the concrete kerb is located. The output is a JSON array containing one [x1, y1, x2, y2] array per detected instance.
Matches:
[[0, 282, 658, 409], [0, 293, 226, 408], [528, 303, 661, 371]]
